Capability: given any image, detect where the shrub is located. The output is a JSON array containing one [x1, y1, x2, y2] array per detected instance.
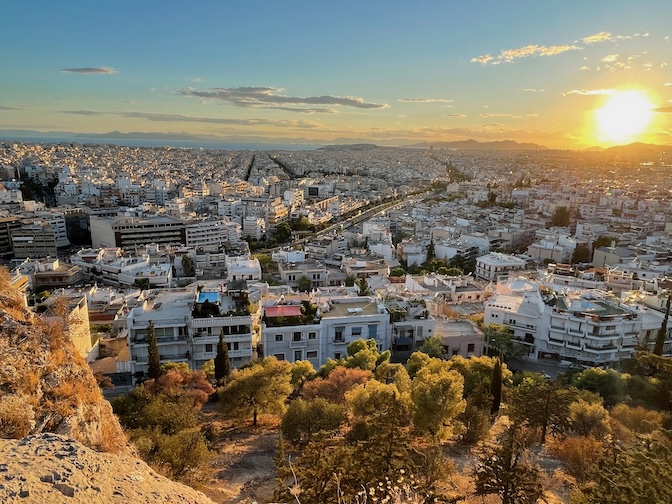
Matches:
[[281, 398, 346, 444], [302, 367, 371, 404], [610, 403, 671, 434], [547, 436, 605, 482]]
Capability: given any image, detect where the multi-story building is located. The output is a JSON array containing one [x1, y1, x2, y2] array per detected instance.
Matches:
[[185, 217, 241, 251], [0, 215, 21, 258], [475, 253, 527, 281], [90, 215, 186, 248], [127, 286, 257, 381], [11, 221, 69, 259], [261, 295, 390, 367]]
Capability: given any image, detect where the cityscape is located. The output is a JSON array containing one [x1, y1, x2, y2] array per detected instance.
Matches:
[[1, 2, 671, 503]]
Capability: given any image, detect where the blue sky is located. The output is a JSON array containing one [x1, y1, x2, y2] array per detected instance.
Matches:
[[1, 1, 671, 147]]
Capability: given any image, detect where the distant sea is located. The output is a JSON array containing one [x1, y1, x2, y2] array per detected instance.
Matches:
[[0, 135, 323, 152]]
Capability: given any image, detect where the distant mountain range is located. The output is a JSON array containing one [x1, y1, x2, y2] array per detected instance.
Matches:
[[404, 139, 550, 150], [1, 130, 670, 154]]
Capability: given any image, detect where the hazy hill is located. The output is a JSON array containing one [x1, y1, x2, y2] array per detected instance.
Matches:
[[601, 142, 671, 156], [405, 139, 550, 150]]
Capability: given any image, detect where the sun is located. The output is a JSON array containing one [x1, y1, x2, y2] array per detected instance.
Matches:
[[595, 90, 654, 143]]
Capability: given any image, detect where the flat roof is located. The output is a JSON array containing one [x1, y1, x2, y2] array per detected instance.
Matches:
[[322, 300, 380, 318], [265, 305, 302, 318]]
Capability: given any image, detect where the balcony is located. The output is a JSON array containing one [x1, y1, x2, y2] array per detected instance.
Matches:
[[191, 315, 251, 328], [290, 339, 307, 348], [193, 349, 249, 361], [192, 332, 251, 343], [333, 337, 347, 345]]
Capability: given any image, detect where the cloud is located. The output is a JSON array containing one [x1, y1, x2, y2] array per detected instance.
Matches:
[[177, 86, 387, 110], [480, 113, 513, 117], [0, 105, 24, 111], [653, 106, 672, 113], [445, 113, 466, 117], [470, 55, 494, 64], [564, 89, 616, 96], [399, 98, 453, 103], [601, 54, 619, 63], [472, 44, 580, 64], [60, 67, 117, 74], [58, 109, 321, 129], [579, 66, 590, 70], [523, 88, 545, 92], [665, 83, 672, 86], [582, 32, 614, 44], [266, 106, 338, 114]]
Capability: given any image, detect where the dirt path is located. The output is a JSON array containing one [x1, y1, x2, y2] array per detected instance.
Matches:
[[198, 405, 280, 504]]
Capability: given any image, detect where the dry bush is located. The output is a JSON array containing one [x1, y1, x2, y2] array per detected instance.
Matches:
[[0, 395, 35, 438], [546, 436, 605, 482], [302, 367, 371, 403], [610, 403, 671, 434]]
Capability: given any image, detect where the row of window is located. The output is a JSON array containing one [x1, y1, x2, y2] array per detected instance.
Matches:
[[275, 331, 317, 342], [274, 350, 319, 361]]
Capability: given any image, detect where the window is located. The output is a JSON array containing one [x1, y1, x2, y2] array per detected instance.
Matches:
[[452, 349, 459, 356], [307, 350, 318, 359], [467, 343, 475, 352], [205, 344, 213, 352], [368, 325, 377, 339], [274, 353, 285, 360], [334, 352, 342, 360], [275, 334, 283, 342], [335, 327, 344, 342], [293, 332, 302, 341], [352, 326, 362, 337], [233, 342, 239, 351], [308, 332, 316, 340], [294, 350, 302, 361]]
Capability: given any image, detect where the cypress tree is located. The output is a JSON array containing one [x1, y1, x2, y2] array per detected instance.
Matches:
[[491, 357, 502, 414], [215, 328, 230, 384], [653, 293, 671, 356], [147, 321, 161, 380]]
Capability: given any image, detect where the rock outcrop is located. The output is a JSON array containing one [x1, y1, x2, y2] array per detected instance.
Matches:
[[0, 434, 214, 503]]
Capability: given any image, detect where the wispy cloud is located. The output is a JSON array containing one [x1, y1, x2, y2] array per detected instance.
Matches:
[[653, 106, 672, 113], [60, 67, 117, 74], [480, 113, 514, 117], [523, 88, 545, 92], [472, 44, 580, 64], [581, 32, 614, 44], [601, 54, 619, 63], [58, 109, 321, 128], [0, 105, 24, 111], [445, 113, 466, 117], [564, 89, 616, 96], [398, 98, 453, 103], [177, 86, 387, 111]]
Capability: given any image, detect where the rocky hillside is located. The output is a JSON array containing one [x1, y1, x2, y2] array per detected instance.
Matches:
[[0, 272, 213, 503], [0, 434, 214, 503]]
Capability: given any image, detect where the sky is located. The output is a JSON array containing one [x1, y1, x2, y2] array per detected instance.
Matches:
[[1, 0, 671, 148]]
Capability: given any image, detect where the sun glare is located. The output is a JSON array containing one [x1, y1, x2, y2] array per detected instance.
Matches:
[[595, 90, 654, 143]]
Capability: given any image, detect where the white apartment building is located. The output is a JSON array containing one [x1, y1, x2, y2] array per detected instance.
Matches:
[[261, 295, 391, 367], [242, 216, 265, 240], [185, 218, 242, 250], [484, 277, 659, 367], [476, 253, 527, 281], [225, 256, 262, 282]]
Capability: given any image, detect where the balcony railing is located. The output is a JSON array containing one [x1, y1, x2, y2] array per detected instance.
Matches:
[[290, 339, 307, 348]]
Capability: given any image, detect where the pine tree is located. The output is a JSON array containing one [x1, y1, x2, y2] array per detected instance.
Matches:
[[214, 328, 230, 384], [653, 293, 671, 355], [147, 320, 160, 380]]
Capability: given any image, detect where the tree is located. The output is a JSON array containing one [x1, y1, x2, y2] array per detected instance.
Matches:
[[219, 356, 292, 426], [418, 335, 446, 358], [511, 378, 579, 443], [491, 357, 503, 414], [473, 425, 544, 504], [550, 206, 570, 227], [134, 278, 150, 291], [302, 366, 371, 403], [569, 399, 611, 438], [147, 321, 160, 380], [273, 222, 292, 243], [483, 323, 525, 359], [653, 293, 671, 355], [344, 338, 387, 371], [570, 367, 625, 407], [426, 239, 436, 261], [571, 243, 590, 264], [592, 235, 612, 250], [297, 275, 312, 292], [181, 255, 195, 277], [354, 277, 370, 296], [281, 398, 346, 445], [411, 364, 466, 442], [572, 430, 672, 504], [290, 359, 316, 393], [214, 329, 230, 384]]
